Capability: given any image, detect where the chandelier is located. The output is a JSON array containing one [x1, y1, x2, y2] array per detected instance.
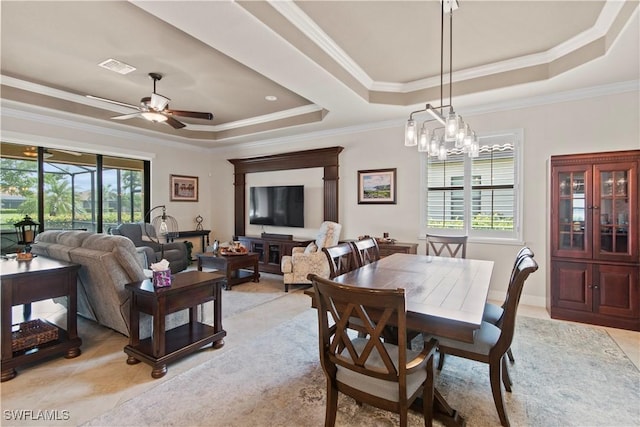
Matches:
[[404, 0, 479, 160]]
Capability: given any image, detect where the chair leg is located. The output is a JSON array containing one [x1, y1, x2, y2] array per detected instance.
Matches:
[[422, 354, 434, 427], [490, 360, 510, 427], [501, 356, 512, 392], [399, 403, 408, 427], [507, 347, 515, 363], [325, 379, 338, 427], [437, 351, 446, 371]]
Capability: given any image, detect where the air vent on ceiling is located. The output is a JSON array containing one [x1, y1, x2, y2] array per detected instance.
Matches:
[[98, 59, 136, 75]]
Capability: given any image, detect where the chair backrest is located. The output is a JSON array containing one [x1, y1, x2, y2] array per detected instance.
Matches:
[[425, 234, 467, 258], [309, 274, 408, 385], [492, 255, 538, 357], [351, 237, 380, 267], [322, 242, 360, 278]]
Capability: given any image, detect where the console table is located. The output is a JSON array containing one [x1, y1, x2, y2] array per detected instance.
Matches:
[[377, 241, 419, 257], [124, 271, 226, 378], [1, 256, 82, 382], [168, 230, 210, 253]]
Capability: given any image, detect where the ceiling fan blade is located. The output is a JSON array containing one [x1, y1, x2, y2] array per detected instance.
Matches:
[[112, 112, 142, 120], [150, 93, 170, 111], [86, 95, 139, 110], [165, 116, 186, 129], [165, 109, 213, 120], [52, 149, 82, 156]]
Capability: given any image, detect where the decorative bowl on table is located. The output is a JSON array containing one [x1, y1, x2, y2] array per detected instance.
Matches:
[[219, 244, 248, 256]]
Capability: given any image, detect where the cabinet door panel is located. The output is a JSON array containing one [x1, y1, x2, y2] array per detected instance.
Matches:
[[552, 262, 592, 312], [593, 161, 638, 262], [551, 165, 592, 259], [595, 264, 639, 319]]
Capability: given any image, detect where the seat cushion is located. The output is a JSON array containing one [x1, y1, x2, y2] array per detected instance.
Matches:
[[483, 302, 503, 325], [336, 337, 426, 402]]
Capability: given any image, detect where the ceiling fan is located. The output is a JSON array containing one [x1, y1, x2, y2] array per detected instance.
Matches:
[[86, 73, 213, 129], [23, 147, 82, 158]]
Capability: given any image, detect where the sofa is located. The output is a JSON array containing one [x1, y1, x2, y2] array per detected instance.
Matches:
[[110, 222, 188, 274], [280, 221, 342, 291], [32, 230, 195, 337]]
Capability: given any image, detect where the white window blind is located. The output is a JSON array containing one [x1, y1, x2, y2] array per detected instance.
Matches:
[[423, 130, 522, 241]]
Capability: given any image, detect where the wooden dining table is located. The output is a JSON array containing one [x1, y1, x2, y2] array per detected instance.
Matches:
[[306, 252, 495, 426]]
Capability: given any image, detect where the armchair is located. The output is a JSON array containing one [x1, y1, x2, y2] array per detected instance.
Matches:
[[280, 221, 341, 292], [110, 223, 188, 274]]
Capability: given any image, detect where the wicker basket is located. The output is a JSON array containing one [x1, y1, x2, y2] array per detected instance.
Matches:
[[11, 319, 59, 352]]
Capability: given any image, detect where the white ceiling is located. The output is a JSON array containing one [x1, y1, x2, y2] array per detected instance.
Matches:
[[1, 1, 638, 149]]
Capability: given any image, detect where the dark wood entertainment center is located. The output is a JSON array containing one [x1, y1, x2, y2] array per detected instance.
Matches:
[[228, 147, 343, 275], [228, 147, 343, 238], [235, 235, 313, 274]]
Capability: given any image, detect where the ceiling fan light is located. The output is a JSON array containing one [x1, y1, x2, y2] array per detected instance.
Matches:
[[150, 93, 170, 111], [141, 112, 168, 123]]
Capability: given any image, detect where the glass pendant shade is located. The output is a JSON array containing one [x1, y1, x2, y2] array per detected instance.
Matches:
[[444, 110, 459, 142], [418, 126, 430, 153], [404, 119, 417, 146], [438, 143, 448, 160]]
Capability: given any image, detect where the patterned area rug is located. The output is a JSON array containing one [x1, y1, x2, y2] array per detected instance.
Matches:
[[84, 310, 639, 427]]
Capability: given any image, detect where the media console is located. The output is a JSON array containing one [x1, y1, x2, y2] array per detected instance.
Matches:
[[234, 236, 312, 274]]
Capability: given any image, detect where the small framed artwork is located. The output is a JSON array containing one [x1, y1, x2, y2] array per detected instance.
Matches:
[[170, 174, 199, 202], [357, 168, 397, 204]]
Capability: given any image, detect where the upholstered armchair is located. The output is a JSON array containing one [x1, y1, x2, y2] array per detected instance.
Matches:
[[110, 223, 188, 274], [280, 221, 342, 292]]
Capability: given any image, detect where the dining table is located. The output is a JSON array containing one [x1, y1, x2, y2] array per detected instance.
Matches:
[[306, 252, 495, 427]]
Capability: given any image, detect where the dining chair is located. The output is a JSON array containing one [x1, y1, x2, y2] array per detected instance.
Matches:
[[425, 234, 467, 258], [351, 237, 380, 267], [425, 255, 538, 427], [322, 242, 360, 279], [308, 274, 438, 427], [483, 247, 534, 363]]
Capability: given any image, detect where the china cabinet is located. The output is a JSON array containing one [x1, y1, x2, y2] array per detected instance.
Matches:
[[550, 150, 639, 331]]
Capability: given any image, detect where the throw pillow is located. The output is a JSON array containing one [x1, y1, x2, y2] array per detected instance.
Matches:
[[304, 242, 318, 254]]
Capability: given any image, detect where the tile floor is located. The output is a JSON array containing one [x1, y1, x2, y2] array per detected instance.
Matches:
[[1, 286, 638, 427]]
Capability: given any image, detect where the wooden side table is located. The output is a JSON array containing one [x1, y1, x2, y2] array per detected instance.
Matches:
[[124, 271, 227, 379], [1, 256, 82, 382], [377, 241, 419, 257]]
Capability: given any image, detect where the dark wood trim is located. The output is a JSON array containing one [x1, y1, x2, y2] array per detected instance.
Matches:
[[228, 147, 344, 237]]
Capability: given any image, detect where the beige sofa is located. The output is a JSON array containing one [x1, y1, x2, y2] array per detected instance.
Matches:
[[32, 230, 192, 337]]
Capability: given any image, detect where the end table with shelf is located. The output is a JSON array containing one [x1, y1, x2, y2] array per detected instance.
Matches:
[[124, 271, 227, 378], [1, 256, 82, 382]]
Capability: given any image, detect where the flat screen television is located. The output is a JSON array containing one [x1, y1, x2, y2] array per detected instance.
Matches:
[[249, 185, 304, 228]]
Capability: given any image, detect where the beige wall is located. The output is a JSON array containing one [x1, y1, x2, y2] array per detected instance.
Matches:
[[2, 89, 638, 308]]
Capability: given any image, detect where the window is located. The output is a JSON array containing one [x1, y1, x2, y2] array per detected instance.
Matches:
[[422, 130, 522, 241], [0, 142, 149, 254]]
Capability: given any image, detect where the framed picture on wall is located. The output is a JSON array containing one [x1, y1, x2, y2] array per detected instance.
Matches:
[[170, 174, 198, 202], [357, 168, 396, 204]]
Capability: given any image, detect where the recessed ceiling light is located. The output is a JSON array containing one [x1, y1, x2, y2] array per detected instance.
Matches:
[[265, 95, 278, 102], [98, 58, 136, 75]]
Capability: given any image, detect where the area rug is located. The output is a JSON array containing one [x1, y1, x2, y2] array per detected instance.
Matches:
[[84, 311, 639, 427], [218, 273, 293, 320]]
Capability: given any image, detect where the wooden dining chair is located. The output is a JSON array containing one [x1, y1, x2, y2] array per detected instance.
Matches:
[[322, 242, 360, 278], [483, 247, 534, 363], [308, 274, 438, 427], [425, 255, 538, 427], [351, 237, 380, 267], [425, 234, 467, 258]]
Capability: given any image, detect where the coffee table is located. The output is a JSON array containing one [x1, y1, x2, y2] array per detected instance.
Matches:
[[124, 271, 227, 379], [196, 252, 260, 290]]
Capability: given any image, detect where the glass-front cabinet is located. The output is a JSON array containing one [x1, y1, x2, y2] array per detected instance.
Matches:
[[550, 150, 639, 332]]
